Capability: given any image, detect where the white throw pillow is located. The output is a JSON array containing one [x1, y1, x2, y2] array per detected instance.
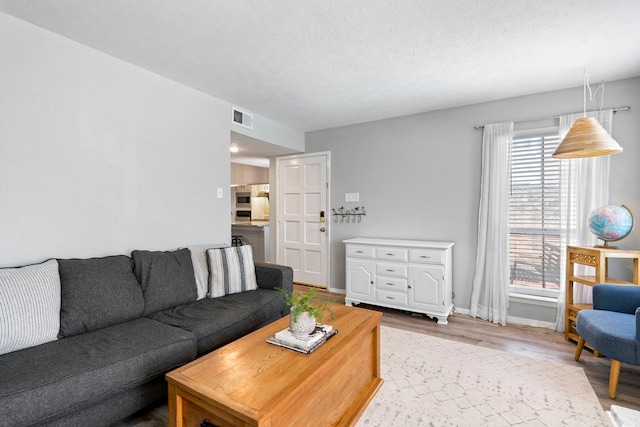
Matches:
[[186, 243, 225, 300], [207, 246, 258, 298], [0, 259, 61, 355]]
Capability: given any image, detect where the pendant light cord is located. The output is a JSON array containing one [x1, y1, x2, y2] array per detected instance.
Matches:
[[583, 68, 605, 117]]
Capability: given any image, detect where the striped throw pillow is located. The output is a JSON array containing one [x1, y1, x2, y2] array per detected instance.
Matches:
[[0, 259, 61, 355], [206, 246, 258, 298]]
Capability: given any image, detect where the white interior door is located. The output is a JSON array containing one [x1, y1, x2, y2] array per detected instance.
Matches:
[[276, 153, 329, 287]]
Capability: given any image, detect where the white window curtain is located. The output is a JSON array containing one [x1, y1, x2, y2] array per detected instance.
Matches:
[[470, 122, 513, 326], [554, 109, 612, 332]]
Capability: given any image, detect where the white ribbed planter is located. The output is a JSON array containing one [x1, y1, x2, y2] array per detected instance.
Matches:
[[290, 311, 316, 336]]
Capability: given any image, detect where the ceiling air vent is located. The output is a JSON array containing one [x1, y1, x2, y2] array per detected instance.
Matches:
[[232, 107, 253, 129]]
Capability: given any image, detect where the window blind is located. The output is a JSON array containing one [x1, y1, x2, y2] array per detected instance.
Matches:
[[509, 133, 561, 292]]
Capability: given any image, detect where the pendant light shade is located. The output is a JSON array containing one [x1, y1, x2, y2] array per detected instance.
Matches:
[[552, 117, 623, 158]]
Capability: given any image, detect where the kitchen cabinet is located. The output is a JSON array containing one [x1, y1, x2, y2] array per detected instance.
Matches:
[[344, 238, 454, 324], [250, 184, 270, 221], [231, 163, 269, 186]]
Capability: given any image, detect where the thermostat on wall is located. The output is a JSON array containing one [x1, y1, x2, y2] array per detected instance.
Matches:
[[345, 193, 360, 202]]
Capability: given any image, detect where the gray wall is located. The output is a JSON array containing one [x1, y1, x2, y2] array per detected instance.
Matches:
[[306, 76, 640, 320], [0, 12, 303, 267]]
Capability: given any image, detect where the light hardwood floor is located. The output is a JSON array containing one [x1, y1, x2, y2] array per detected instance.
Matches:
[[298, 285, 640, 413], [117, 285, 640, 425]]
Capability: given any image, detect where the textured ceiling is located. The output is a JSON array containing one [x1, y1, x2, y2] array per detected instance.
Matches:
[[1, 0, 640, 132]]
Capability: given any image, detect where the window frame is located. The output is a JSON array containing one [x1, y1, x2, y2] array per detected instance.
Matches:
[[508, 126, 562, 300]]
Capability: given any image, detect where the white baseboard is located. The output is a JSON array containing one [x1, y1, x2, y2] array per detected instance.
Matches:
[[453, 307, 555, 329], [506, 315, 555, 329]]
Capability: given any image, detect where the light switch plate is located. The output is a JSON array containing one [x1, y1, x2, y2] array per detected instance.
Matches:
[[345, 192, 359, 202], [217, 188, 223, 199]]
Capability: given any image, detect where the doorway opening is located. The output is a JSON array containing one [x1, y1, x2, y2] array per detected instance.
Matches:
[[230, 131, 298, 263]]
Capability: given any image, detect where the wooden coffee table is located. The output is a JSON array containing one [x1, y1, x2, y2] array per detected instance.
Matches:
[[166, 304, 382, 427]]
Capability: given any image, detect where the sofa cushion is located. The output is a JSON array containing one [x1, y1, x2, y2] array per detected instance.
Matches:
[[149, 288, 286, 355], [576, 309, 638, 365], [57, 256, 145, 337], [43, 377, 168, 427], [207, 245, 258, 298], [185, 243, 225, 300], [0, 317, 197, 427], [0, 259, 61, 355], [132, 248, 198, 315]]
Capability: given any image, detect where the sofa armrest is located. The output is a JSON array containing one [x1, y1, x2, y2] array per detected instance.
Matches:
[[593, 284, 640, 314], [635, 307, 640, 344], [254, 262, 293, 293]]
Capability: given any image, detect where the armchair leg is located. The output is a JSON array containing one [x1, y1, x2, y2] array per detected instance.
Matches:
[[609, 359, 621, 399], [574, 337, 586, 361]]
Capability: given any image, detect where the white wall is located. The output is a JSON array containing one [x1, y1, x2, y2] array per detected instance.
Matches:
[[232, 114, 305, 153], [0, 12, 303, 267], [306, 76, 640, 321]]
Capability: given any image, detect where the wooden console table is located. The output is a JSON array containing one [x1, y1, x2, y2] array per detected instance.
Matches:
[[564, 246, 640, 344]]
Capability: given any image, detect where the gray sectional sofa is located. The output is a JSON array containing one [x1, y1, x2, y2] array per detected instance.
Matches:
[[0, 247, 293, 427]]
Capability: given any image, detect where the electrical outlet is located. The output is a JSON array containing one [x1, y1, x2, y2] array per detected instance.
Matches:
[[345, 192, 359, 202]]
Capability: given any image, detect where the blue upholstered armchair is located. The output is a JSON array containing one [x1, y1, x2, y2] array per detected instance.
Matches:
[[574, 284, 640, 399]]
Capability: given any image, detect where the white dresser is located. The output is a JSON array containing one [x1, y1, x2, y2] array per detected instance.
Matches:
[[343, 237, 454, 324]]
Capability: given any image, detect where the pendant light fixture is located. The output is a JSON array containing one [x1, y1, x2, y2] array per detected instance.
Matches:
[[552, 70, 623, 158]]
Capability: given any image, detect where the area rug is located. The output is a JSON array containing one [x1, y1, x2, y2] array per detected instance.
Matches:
[[117, 326, 609, 427], [356, 326, 609, 427]]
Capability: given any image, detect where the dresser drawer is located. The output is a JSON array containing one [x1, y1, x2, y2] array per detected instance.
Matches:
[[346, 245, 375, 258], [376, 263, 407, 278], [375, 247, 408, 262], [376, 289, 408, 306], [376, 277, 408, 292], [409, 248, 444, 264]]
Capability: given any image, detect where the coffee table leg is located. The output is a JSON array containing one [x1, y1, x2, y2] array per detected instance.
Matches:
[[168, 383, 184, 427]]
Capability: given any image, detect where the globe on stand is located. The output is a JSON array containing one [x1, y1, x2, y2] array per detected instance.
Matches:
[[588, 205, 635, 249]]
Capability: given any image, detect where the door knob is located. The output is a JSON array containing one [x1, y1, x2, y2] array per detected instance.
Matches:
[[320, 227, 326, 232]]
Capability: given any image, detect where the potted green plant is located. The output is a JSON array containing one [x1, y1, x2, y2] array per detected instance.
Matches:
[[277, 287, 333, 336]]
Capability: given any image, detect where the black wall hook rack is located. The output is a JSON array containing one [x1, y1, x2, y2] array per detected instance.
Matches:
[[332, 206, 366, 223]]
